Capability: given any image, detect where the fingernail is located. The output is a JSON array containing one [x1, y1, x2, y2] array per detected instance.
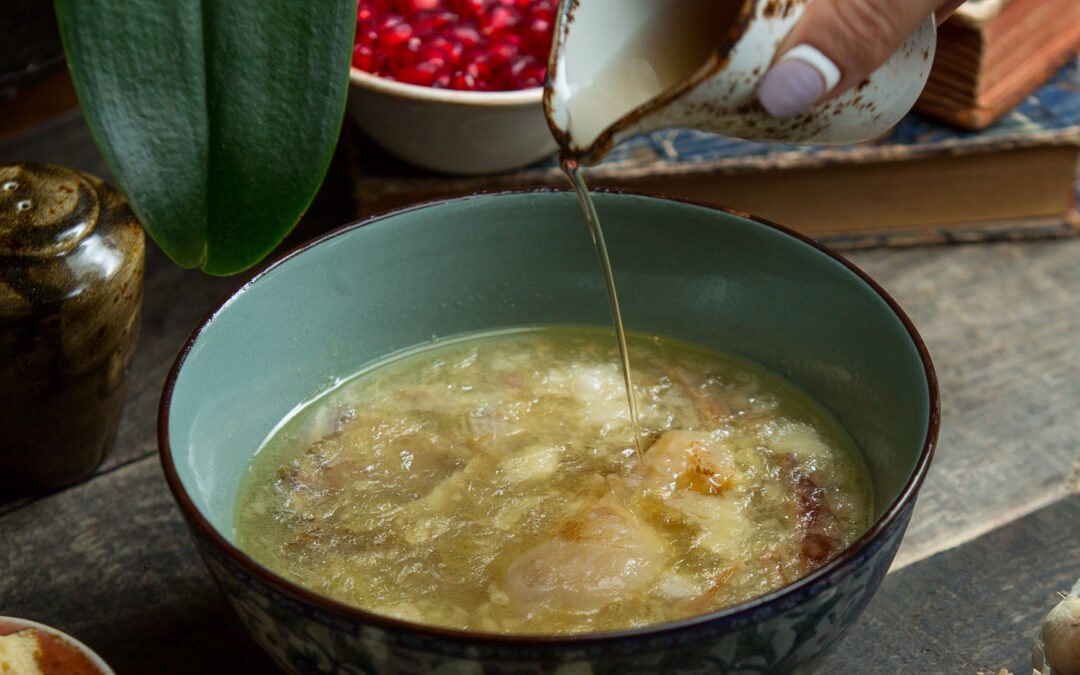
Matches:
[[756, 44, 841, 119]]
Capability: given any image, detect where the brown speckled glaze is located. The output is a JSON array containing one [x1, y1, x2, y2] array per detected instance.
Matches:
[[0, 163, 144, 494], [545, 0, 935, 165]]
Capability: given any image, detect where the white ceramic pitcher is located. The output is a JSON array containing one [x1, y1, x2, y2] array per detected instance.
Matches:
[[544, 0, 937, 165]]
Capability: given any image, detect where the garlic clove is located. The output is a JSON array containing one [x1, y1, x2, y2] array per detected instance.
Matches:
[[1042, 595, 1080, 675]]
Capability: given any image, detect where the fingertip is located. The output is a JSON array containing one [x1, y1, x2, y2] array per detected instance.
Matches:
[[756, 45, 840, 119], [767, 0, 940, 103], [781, 45, 842, 92]]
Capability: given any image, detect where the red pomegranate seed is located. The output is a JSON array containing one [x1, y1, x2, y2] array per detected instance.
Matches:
[[355, 0, 552, 90], [377, 13, 401, 30], [503, 54, 544, 88], [454, 0, 487, 17], [479, 5, 520, 37], [520, 61, 546, 87], [447, 22, 483, 49], [396, 62, 442, 86], [450, 71, 479, 90], [463, 52, 495, 82], [377, 15, 414, 47], [529, 0, 555, 16], [414, 10, 459, 33], [424, 37, 463, 65], [386, 38, 424, 74], [398, 0, 441, 12], [356, 27, 379, 47], [506, 54, 530, 76], [421, 53, 449, 73], [352, 43, 381, 72], [523, 17, 551, 53], [487, 37, 520, 65]]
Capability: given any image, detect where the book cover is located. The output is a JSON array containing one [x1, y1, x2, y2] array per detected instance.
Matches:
[[915, 0, 1080, 130]]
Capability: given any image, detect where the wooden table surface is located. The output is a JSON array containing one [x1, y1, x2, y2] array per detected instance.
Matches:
[[2, 111, 1078, 674]]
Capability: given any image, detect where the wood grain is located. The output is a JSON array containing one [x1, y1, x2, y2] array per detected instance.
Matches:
[[822, 492, 1080, 673], [0, 456, 277, 673], [846, 240, 1080, 568]]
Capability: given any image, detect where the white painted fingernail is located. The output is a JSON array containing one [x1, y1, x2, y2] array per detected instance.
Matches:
[[781, 44, 841, 92], [756, 44, 842, 119]]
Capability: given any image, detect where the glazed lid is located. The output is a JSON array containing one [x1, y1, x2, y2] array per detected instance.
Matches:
[[0, 163, 100, 258]]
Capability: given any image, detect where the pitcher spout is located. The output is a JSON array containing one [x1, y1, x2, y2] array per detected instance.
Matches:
[[544, 0, 936, 166], [544, 0, 751, 165]]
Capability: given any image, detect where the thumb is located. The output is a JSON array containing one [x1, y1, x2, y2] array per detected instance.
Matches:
[[755, 0, 952, 119]]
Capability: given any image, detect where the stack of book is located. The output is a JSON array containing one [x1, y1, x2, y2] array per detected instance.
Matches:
[[349, 58, 1079, 248], [916, 0, 1080, 130]]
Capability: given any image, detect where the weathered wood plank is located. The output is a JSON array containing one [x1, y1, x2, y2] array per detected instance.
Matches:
[[0, 110, 109, 178], [845, 239, 1080, 567], [0, 455, 277, 673], [822, 491, 1080, 673]]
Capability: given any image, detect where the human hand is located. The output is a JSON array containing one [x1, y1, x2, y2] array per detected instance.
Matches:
[[755, 0, 966, 118]]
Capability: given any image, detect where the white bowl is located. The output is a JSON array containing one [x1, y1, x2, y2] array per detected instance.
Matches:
[[347, 67, 558, 175], [0, 616, 115, 674]]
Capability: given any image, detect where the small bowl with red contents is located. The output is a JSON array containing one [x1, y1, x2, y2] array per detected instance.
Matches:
[[348, 0, 559, 174], [0, 617, 114, 674]]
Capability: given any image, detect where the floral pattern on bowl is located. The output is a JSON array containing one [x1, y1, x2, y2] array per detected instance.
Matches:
[[189, 499, 910, 674]]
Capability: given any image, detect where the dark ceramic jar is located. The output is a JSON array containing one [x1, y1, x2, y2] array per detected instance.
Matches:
[[0, 163, 144, 494]]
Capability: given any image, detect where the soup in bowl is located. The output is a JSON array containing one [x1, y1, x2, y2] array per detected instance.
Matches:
[[159, 190, 937, 673]]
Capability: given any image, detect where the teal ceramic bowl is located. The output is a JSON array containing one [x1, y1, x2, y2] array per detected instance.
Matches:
[[160, 190, 937, 674]]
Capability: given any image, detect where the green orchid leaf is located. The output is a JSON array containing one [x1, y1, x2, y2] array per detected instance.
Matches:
[[54, 0, 355, 275]]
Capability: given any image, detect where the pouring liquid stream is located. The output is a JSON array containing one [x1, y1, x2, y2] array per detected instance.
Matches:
[[550, 1, 747, 464], [560, 157, 644, 464]]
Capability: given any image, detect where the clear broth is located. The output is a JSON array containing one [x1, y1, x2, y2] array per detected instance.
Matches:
[[234, 327, 872, 635]]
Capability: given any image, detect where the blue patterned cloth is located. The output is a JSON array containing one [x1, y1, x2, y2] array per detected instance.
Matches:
[[588, 55, 1080, 170]]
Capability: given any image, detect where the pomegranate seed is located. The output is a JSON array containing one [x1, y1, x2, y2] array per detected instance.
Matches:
[[385, 38, 423, 73], [480, 5, 520, 37], [397, 60, 445, 86], [506, 54, 531, 76], [376, 13, 400, 29], [376, 15, 414, 47], [463, 52, 494, 82], [523, 17, 551, 53], [487, 37, 519, 65], [424, 37, 463, 65], [520, 61, 546, 87], [447, 22, 482, 49], [356, 27, 379, 47], [381, 26, 413, 51], [398, 0, 441, 12], [356, 0, 552, 90], [450, 71, 478, 90], [454, 0, 487, 17], [414, 10, 458, 32], [421, 53, 449, 73], [529, 0, 555, 16], [352, 43, 381, 73]]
